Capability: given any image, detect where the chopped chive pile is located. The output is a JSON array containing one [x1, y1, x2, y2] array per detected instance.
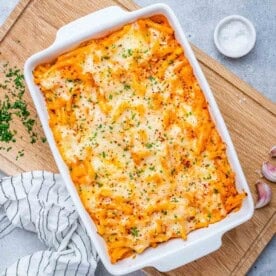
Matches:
[[0, 62, 46, 159]]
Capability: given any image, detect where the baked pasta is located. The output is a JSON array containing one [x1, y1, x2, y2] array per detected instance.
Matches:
[[34, 15, 245, 263]]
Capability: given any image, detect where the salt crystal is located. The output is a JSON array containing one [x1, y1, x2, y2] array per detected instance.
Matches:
[[218, 21, 250, 53]]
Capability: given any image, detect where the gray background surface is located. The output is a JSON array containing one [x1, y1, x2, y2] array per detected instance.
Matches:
[[0, 0, 275, 275]]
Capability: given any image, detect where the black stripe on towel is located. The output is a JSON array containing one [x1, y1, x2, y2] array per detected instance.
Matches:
[[42, 202, 48, 243], [21, 173, 33, 224], [37, 201, 45, 241], [0, 222, 15, 238], [67, 210, 75, 226], [30, 171, 34, 188], [52, 251, 72, 275], [76, 228, 91, 276], [0, 215, 6, 224], [72, 239, 82, 276], [44, 250, 54, 272], [55, 176, 61, 204], [52, 253, 62, 275], [36, 171, 45, 198], [7, 178, 19, 228], [55, 207, 64, 245], [27, 253, 33, 275], [64, 195, 71, 202], [64, 260, 70, 276], [45, 203, 52, 234], [15, 256, 20, 276], [83, 224, 97, 261], [0, 179, 9, 200], [37, 250, 45, 276], [19, 216, 24, 229], [4, 200, 12, 213], [85, 263, 92, 276], [0, 221, 12, 235], [76, 227, 90, 262], [46, 173, 56, 202]]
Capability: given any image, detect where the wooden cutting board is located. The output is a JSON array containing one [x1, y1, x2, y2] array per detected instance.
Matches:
[[0, 0, 275, 275], [0, 0, 31, 41]]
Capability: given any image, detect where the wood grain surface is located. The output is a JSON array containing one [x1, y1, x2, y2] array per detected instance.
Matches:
[[0, 0, 31, 42], [0, 0, 275, 275]]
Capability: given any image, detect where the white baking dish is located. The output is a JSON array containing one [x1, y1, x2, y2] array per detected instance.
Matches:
[[24, 4, 254, 275]]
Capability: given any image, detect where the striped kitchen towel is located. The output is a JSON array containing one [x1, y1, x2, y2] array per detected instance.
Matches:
[[0, 171, 98, 276]]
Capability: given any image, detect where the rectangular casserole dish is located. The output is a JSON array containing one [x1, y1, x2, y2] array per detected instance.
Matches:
[[24, 4, 254, 275]]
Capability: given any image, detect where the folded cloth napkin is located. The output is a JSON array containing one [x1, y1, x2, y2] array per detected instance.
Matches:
[[0, 171, 98, 276]]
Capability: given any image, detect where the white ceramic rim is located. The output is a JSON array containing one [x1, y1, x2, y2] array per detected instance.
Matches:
[[214, 15, 256, 58], [24, 4, 254, 275]]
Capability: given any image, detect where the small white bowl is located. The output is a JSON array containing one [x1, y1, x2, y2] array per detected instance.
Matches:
[[214, 15, 256, 58]]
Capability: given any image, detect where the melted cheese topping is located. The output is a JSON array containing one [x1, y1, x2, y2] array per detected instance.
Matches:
[[34, 15, 245, 263]]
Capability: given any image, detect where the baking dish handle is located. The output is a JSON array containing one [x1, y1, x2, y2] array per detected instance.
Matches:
[[149, 234, 223, 272], [53, 6, 128, 46]]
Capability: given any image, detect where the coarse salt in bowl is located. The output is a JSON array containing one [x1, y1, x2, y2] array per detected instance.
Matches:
[[214, 15, 256, 58]]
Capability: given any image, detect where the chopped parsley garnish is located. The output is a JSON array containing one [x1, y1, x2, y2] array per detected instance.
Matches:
[[130, 227, 139, 237], [171, 197, 179, 203], [97, 182, 103, 188], [127, 49, 133, 56], [0, 99, 14, 142], [124, 84, 131, 90], [122, 48, 133, 58], [90, 132, 97, 140], [16, 149, 24, 160], [145, 142, 153, 149], [0, 63, 44, 158]]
